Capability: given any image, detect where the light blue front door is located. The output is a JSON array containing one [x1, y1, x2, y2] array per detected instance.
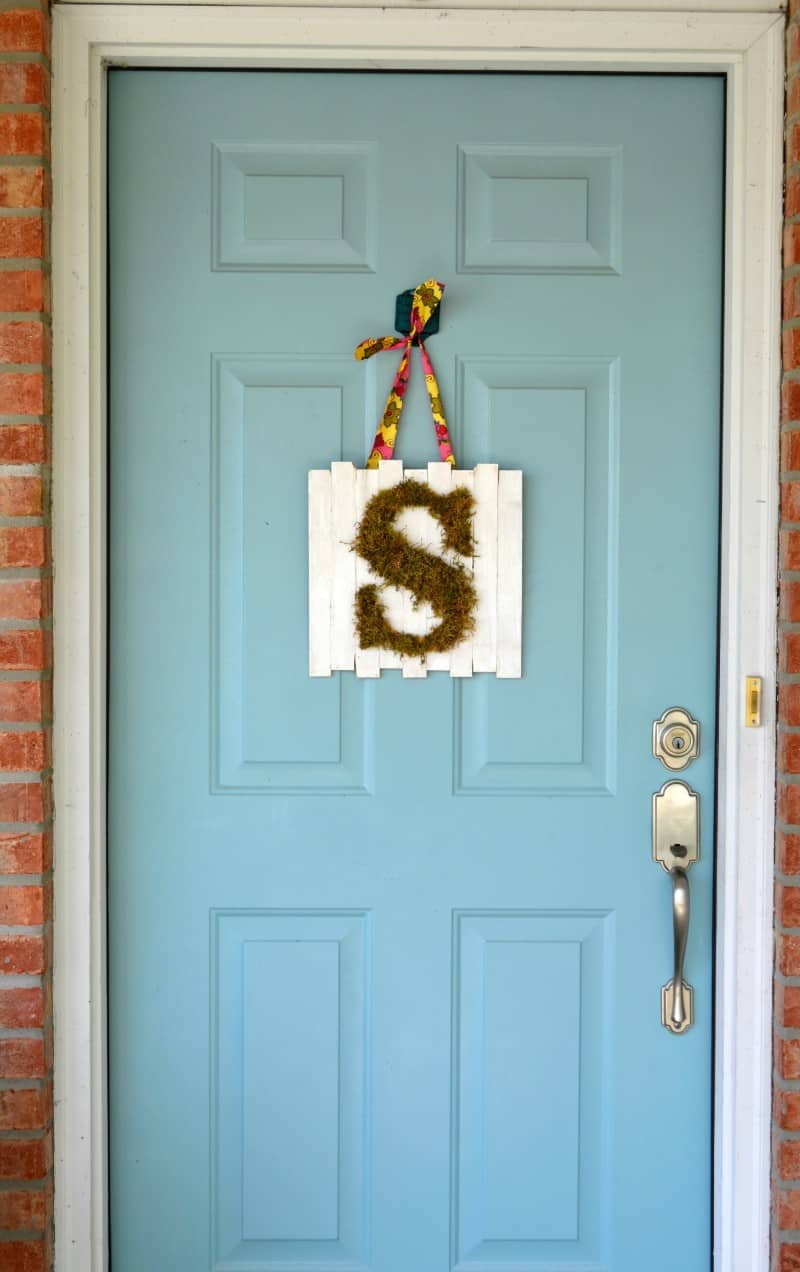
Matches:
[[108, 71, 723, 1272]]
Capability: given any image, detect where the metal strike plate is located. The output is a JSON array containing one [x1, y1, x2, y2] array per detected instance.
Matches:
[[652, 707, 700, 771], [662, 979, 693, 1035], [652, 780, 700, 873], [745, 676, 762, 728]]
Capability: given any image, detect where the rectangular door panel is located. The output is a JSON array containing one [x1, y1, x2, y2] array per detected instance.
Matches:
[[455, 356, 618, 794], [213, 910, 370, 1270], [213, 355, 373, 792], [453, 911, 613, 1270], [457, 143, 622, 274]]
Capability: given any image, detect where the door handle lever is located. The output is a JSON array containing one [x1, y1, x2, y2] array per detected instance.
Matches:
[[668, 867, 691, 1032], [652, 779, 699, 1035]]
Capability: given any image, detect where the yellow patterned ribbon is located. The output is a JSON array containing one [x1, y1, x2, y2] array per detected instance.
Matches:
[[355, 278, 456, 469]]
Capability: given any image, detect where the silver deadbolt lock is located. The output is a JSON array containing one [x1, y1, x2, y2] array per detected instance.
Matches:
[[652, 707, 700, 771]]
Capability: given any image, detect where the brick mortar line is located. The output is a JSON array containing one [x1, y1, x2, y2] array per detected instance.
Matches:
[[0, 871, 50, 886], [769, 1070, 800, 1092], [0, 1231, 53, 1243], [0, 566, 51, 576], [0, 105, 49, 117], [0, 826, 49, 836], [0, 674, 53, 685], [0, 53, 50, 69], [0, 624, 52, 635], [772, 1124, 800, 1140], [0, 209, 49, 221], [0, 521, 50, 532], [773, 1023, 800, 1041], [0, 0, 51, 11], [776, 828, 800, 841], [0, 1134, 51, 1149], [774, 970, 800, 986], [0, 773, 50, 786], [0, 2, 49, 14]]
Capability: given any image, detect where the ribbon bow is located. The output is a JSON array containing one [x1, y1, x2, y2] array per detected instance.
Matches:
[[355, 278, 456, 469]]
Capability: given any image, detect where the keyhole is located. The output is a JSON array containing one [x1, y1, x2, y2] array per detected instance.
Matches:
[[673, 737, 685, 751]]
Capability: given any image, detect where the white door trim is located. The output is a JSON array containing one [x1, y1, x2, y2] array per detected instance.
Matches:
[[51, 7, 784, 1269]]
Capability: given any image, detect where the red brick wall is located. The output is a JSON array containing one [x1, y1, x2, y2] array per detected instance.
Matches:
[[779, 2, 800, 1267], [0, 2, 52, 1269]]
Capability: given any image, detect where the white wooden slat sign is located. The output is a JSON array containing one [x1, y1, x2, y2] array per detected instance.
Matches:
[[308, 460, 522, 679]]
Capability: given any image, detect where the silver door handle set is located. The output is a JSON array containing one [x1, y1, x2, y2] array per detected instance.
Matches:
[[652, 708, 701, 1035]]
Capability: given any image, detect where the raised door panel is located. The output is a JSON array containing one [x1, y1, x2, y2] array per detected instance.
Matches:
[[454, 357, 618, 795], [212, 142, 378, 272], [213, 356, 373, 793], [457, 143, 622, 274], [452, 911, 614, 1271], [212, 910, 371, 1271]]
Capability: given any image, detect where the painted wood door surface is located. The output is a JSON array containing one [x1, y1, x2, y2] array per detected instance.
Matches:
[[107, 71, 723, 1272]]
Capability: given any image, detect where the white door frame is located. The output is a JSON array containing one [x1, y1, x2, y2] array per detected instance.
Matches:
[[51, 6, 784, 1269]]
